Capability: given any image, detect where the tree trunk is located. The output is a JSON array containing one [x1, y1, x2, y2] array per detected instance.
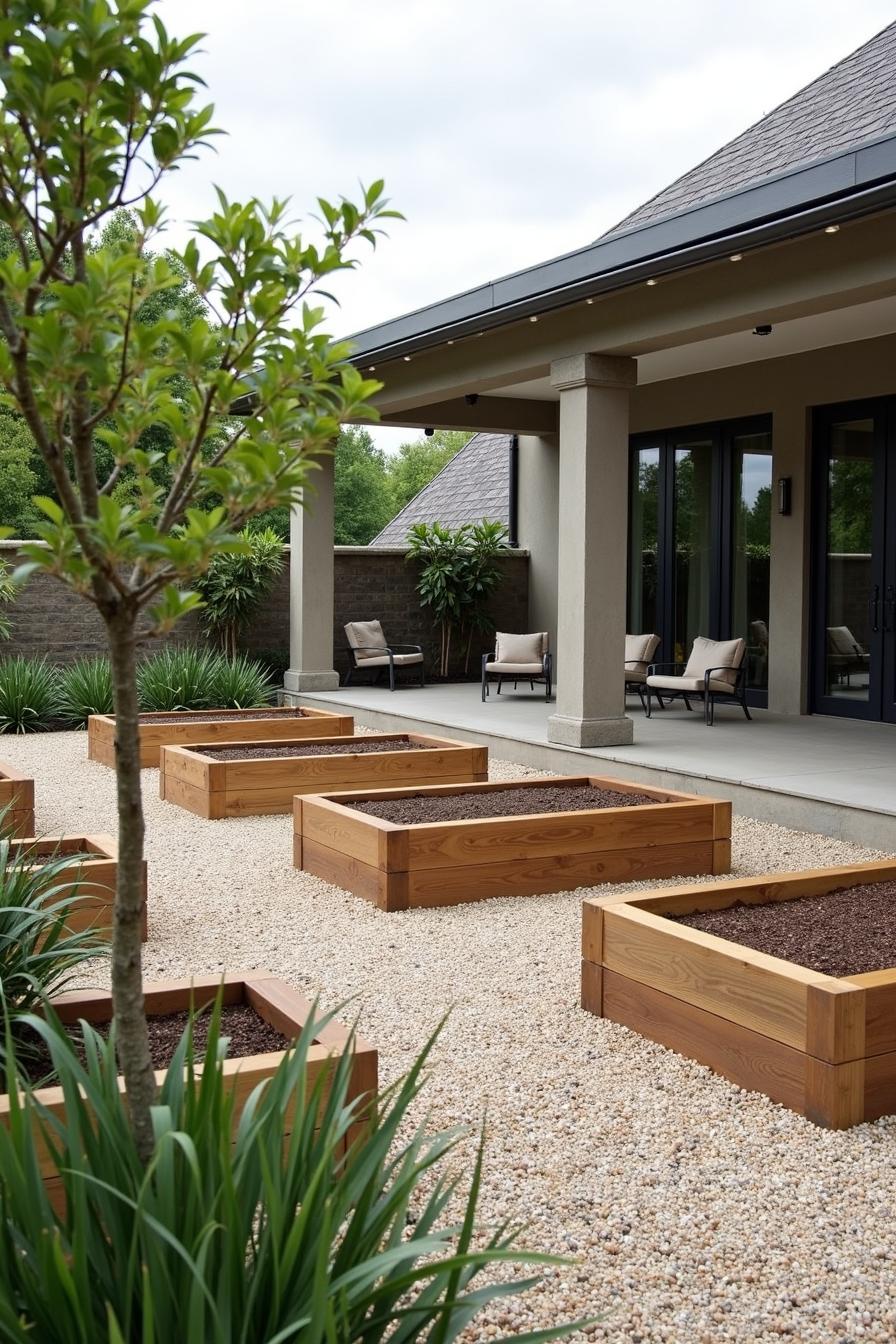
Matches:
[[106, 606, 156, 1162]]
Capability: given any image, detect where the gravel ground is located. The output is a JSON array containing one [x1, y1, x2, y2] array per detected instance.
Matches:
[[4, 730, 896, 1344]]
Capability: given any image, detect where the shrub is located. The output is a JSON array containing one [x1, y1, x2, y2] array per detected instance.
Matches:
[[0, 559, 15, 642], [208, 653, 273, 708], [406, 520, 509, 675], [58, 657, 114, 726], [194, 526, 285, 657], [136, 647, 220, 712], [252, 646, 290, 685], [0, 655, 61, 733], [0, 836, 108, 1086], [0, 1008, 587, 1341]]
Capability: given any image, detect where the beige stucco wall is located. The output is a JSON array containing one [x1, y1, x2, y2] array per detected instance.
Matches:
[[518, 330, 896, 715]]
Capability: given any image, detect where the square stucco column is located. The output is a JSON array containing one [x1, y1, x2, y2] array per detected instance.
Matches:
[[547, 353, 636, 748], [284, 454, 340, 692]]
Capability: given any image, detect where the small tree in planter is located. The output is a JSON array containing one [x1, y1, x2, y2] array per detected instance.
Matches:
[[193, 525, 284, 657], [0, 0, 389, 1161], [407, 519, 508, 676]]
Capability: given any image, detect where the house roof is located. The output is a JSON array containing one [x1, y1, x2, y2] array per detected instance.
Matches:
[[606, 21, 896, 237], [346, 26, 896, 366], [369, 433, 510, 547]]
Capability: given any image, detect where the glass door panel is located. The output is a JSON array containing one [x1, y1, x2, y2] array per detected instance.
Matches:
[[673, 440, 714, 664], [628, 445, 660, 637], [822, 419, 875, 708], [731, 434, 772, 692]]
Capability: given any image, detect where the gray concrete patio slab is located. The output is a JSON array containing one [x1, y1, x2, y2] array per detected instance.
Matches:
[[284, 681, 896, 850]]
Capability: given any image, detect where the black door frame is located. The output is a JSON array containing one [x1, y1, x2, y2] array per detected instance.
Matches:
[[810, 396, 896, 722], [628, 413, 772, 708]]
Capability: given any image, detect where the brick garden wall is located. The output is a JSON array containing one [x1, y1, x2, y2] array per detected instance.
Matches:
[[0, 543, 530, 682]]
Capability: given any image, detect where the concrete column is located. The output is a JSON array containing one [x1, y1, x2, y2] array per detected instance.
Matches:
[[284, 453, 340, 692], [517, 434, 559, 652], [547, 353, 636, 748]]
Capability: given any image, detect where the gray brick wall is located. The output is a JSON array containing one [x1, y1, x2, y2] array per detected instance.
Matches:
[[0, 543, 529, 681]]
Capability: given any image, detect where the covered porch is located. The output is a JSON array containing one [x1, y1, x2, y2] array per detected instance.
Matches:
[[286, 681, 896, 850]]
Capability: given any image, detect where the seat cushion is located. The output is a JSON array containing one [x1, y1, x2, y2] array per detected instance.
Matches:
[[647, 674, 738, 695], [625, 633, 660, 668], [345, 619, 388, 661], [827, 625, 861, 656], [356, 652, 423, 668], [495, 631, 546, 664], [683, 636, 745, 687], [487, 661, 545, 676], [625, 667, 648, 684]]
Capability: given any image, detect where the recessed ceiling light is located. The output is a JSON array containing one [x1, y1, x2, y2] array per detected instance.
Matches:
[[585, 297, 594, 305], [646, 278, 658, 287], [367, 365, 375, 372], [824, 224, 840, 234], [403, 355, 411, 362], [729, 253, 743, 262], [529, 315, 538, 323], [447, 339, 454, 345]]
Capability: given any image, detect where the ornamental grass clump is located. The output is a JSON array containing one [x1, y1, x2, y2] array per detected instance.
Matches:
[[0, 833, 107, 1087], [58, 657, 114, 726], [136, 646, 221, 711], [0, 1008, 589, 1342], [0, 655, 61, 733], [207, 651, 273, 707]]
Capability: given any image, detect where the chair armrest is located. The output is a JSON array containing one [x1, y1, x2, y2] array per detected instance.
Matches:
[[624, 660, 647, 671], [350, 645, 393, 654], [647, 662, 685, 676], [482, 651, 497, 669], [703, 663, 745, 688], [384, 643, 424, 653], [543, 652, 553, 675]]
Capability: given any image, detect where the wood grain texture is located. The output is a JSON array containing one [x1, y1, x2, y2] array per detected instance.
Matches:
[[601, 967, 807, 1114], [8, 833, 147, 942], [602, 904, 815, 1051], [630, 863, 896, 917], [805, 981, 866, 1064], [581, 958, 603, 1014], [0, 762, 35, 837], [88, 708, 354, 768], [804, 1056, 865, 1129], [301, 838, 403, 910]]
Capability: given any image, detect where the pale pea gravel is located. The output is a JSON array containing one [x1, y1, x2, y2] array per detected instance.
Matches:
[[4, 730, 896, 1344]]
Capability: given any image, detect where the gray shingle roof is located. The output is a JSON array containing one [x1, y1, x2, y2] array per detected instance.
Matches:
[[370, 432, 510, 547], [606, 21, 896, 237]]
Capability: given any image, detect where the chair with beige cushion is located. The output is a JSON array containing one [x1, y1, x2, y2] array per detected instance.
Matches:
[[826, 625, 869, 687], [481, 632, 552, 702], [625, 632, 661, 710], [344, 620, 425, 691], [645, 635, 750, 725]]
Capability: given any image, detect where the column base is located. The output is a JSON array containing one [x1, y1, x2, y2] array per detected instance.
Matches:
[[283, 668, 340, 693], [547, 713, 634, 748]]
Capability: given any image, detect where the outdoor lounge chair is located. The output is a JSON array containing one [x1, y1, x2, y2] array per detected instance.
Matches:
[[481, 631, 552, 702], [343, 620, 425, 691], [645, 635, 750, 725], [826, 625, 869, 687], [625, 632, 661, 709]]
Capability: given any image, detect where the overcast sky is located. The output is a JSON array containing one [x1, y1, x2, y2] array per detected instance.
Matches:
[[155, 1, 895, 447]]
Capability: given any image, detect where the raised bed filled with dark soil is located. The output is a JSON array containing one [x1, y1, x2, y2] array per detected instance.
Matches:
[[581, 861, 896, 1129], [295, 775, 731, 912], [160, 733, 487, 819], [0, 974, 377, 1210], [87, 705, 355, 769], [8, 833, 147, 942], [0, 760, 34, 837]]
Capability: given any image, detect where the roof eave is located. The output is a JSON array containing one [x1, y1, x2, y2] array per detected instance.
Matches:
[[347, 130, 896, 365]]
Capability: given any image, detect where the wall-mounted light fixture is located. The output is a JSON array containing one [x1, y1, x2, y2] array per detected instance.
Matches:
[[464, 393, 479, 406], [753, 323, 773, 336], [778, 476, 792, 516], [424, 427, 434, 437]]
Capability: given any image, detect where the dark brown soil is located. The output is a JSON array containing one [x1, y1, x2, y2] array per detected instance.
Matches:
[[349, 782, 658, 824], [203, 737, 428, 761], [670, 881, 896, 977], [23, 851, 98, 867], [17, 1003, 290, 1087], [140, 708, 300, 724]]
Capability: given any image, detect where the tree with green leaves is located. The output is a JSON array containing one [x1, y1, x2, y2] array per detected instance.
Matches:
[[193, 524, 284, 655], [0, 0, 391, 1161], [333, 424, 392, 543], [406, 519, 508, 675]]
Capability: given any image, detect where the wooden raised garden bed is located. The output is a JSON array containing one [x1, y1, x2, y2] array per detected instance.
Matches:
[[581, 861, 896, 1128], [10, 833, 148, 942], [295, 774, 732, 911], [0, 973, 377, 1210], [0, 760, 35, 838], [88, 705, 355, 769], [160, 733, 488, 819]]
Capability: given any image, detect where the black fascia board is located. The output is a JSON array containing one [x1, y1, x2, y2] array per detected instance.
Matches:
[[346, 129, 896, 364]]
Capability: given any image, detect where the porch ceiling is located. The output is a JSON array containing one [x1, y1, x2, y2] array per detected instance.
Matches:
[[368, 209, 896, 425]]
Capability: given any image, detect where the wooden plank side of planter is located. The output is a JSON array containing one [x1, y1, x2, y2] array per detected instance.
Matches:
[[402, 800, 718, 871], [9, 833, 147, 942], [0, 762, 35, 837], [89, 709, 355, 768], [158, 771, 224, 819], [297, 795, 398, 870], [601, 904, 817, 1051], [226, 774, 481, 818], [301, 838, 403, 910], [846, 971, 896, 1057], [628, 862, 896, 918], [216, 741, 483, 792], [601, 966, 808, 1113]]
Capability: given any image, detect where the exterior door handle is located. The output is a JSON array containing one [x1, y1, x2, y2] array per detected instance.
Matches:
[[885, 585, 895, 634], [870, 585, 881, 634]]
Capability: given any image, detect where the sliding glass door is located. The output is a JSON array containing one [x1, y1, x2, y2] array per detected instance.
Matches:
[[812, 400, 896, 722], [628, 416, 772, 704]]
